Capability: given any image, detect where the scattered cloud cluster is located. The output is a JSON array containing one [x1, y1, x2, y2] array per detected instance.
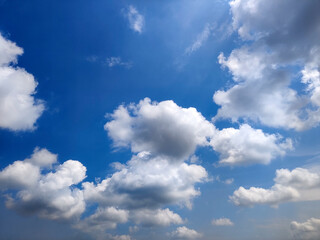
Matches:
[[170, 226, 202, 239], [0, 97, 293, 239], [105, 98, 291, 166], [2, 0, 320, 238], [125, 5, 144, 34], [214, 0, 320, 131], [0, 33, 44, 131], [230, 167, 320, 207], [211, 218, 234, 226], [291, 218, 320, 240]]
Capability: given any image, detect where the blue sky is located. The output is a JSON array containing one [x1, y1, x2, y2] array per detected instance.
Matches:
[[0, 0, 320, 239]]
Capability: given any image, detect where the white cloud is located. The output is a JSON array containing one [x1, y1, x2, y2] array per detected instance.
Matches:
[[0, 33, 23, 65], [212, 218, 234, 226], [170, 226, 202, 239], [291, 218, 320, 240], [83, 152, 208, 210], [106, 57, 132, 69], [105, 98, 215, 162], [126, 5, 144, 34], [25, 147, 58, 167], [214, 176, 234, 185], [302, 65, 320, 107], [214, 0, 320, 131], [0, 148, 86, 220], [75, 207, 129, 233], [210, 124, 292, 166], [224, 178, 234, 185], [185, 23, 213, 54], [131, 208, 183, 227], [106, 98, 292, 166], [214, 47, 308, 130], [230, 167, 320, 207], [0, 33, 44, 131]]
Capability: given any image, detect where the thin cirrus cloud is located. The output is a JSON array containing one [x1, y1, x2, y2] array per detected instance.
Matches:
[[185, 23, 213, 55], [106, 57, 132, 69], [230, 167, 320, 207], [86, 56, 132, 69], [125, 5, 144, 34], [0, 33, 44, 131], [213, 0, 320, 131]]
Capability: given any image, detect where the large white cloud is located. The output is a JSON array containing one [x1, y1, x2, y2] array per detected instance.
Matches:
[[83, 152, 208, 210], [0, 148, 86, 220], [210, 124, 292, 166], [0, 33, 44, 131], [105, 98, 290, 166], [105, 98, 215, 162], [291, 218, 320, 240], [230, 167, 320, 207], [214, 0, 320, 131]]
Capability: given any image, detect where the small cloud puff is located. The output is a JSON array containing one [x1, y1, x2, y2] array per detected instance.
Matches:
[[212, 218, 234, 226]]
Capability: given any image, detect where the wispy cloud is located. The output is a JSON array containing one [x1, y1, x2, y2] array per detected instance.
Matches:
[[106, 57, 133, 68], [185, 23, 213, 55], [126, 5, 144, 34], [86, 56, 132, 69], [212, 218, 234, 226]]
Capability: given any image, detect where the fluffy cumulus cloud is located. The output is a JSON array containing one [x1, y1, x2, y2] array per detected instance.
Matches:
[[105, 98, 215, 162], [0, 148, 86, 220], [75, 207, 129, 234], [130, 208, 183, 227], [83, 152, 208, 211], [291, 218, 320, 240], [214, 0, 320, 131], [170, 226, 202, 239], [211, 218, 234, 226], [106, 98, 292, 168], [230, 167, 320, 207], [210, 124, 292, 166], [0, 33, 44, 131], [126, 5, 144, 33]]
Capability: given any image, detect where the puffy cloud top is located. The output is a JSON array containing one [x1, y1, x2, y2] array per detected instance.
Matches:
[[105, 98, 215, 161], [214, 0, 320, 131], [0, 33, 44, 131], [230, 167, 320, 207], [291, 218, 320, 240], [210, 124, 292, 166], [170, 226, 202, 239], [0, 148, 86, 220]]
